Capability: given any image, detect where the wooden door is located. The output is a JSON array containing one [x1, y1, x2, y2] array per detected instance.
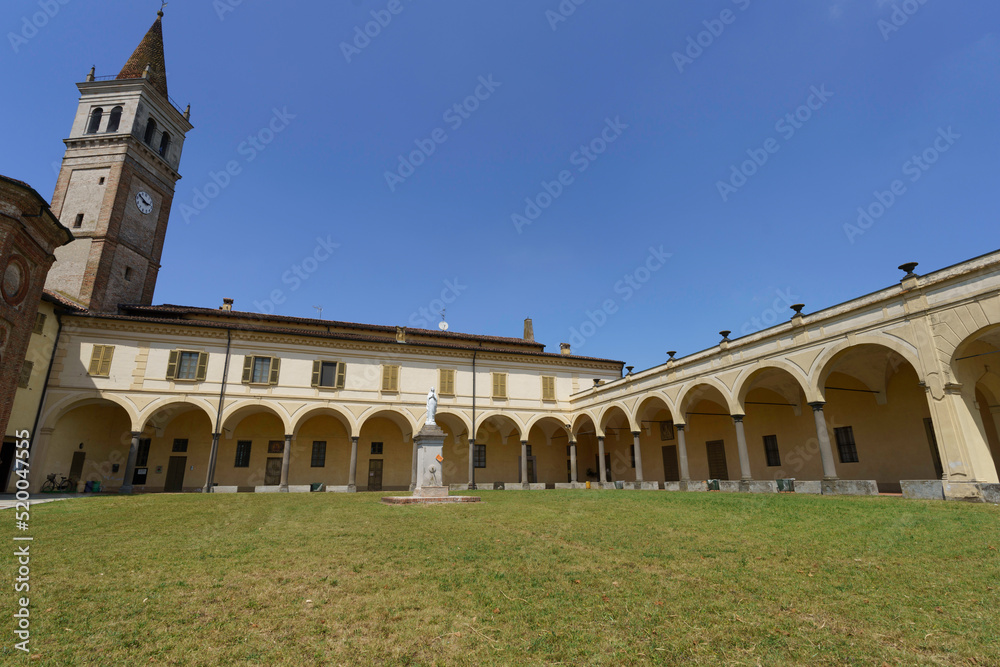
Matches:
[[662, 445, 680, 482], [69, 451, 86, 486], [165, 456, 186, 492], [706, 441, 729, 480], [518, 456, 538, 483], [368, 459, 383, 491], [264, 457, 282, 485]]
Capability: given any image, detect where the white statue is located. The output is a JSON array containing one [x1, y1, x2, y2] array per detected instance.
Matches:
[[426, 387, 438, 426]]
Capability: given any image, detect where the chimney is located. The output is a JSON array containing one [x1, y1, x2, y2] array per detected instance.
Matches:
[[221, 298, 234, 311], [560, 343, 571, 356], [523, 317, 534, 342]]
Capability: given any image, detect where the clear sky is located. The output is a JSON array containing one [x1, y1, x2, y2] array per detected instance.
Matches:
[[3, 0, 997, 370]]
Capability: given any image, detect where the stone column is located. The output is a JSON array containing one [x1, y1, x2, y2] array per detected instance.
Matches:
[[468, 437, 476, 490], [119, 431, 142, 494], [348, 436, 359, 492], [733, 415, 751, 481], [632, 431, 644, 483], [202, 432, 221, 493], [520, 440, 529, 488], [809, 402, 839, 480], [279, 433, 292, 492], [598, 436, 607, 484], [676, 424, 690, 481], [569, 441, 578, 483], [410, 439, 419, 492]]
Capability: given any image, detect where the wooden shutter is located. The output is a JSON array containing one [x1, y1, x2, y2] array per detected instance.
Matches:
[[166, 349, 178, 380], [336, 362, 346, 389], [542, 376, 555, 401], [242, 356, 253, 384], [98, 346, 114, 376], [382, 365, 398, 392], [195, 352, 209, 381], [88, 346, 103, 375], [439, 369, 454, 395], [311, 360, 321, 387], [493, 373, 506, 398], [269, 357, 281, 385]]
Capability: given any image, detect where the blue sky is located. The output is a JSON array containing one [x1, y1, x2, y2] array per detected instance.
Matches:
[[3, 0, 998, 370]]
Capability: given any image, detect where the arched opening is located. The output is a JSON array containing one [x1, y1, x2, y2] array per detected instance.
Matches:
[[358, 411, 413, 492], [473, 414, 522, 487], [86, 107, 103, 134], [40, 398, 133, 492], [526, 417, 571, 485], [950, 325, 1000, 481], [143, 117, 157, 145], [435, 412, 471, 487], [293, 408, 354, 490], [679, 383, 739, 481], [572, 413, 600, 483], [635, 395, 678, 483], [138, 403, 214, 492], [158, 131, 171, 158], [105, 106, 123, 133], [736, 367, 821, 482], [217, 405, 288, 489], [818, 344, 937, 492], [598, 406, 633, 483]]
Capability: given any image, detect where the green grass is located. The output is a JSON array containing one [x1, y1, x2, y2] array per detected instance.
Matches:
[[3, 491, 999, 666]]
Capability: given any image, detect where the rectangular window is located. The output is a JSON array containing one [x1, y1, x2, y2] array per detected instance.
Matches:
[[371, 442, 383, 455], [167, 350, 208, 382], [439, 369, 456, 396], [124, 266, 133, 282], [136, 438, 151, 466], [763, 435, 781, 467], [268, 440, 284, 454], [242, 355, 280, 385], [73, 213, 83, 228], [492, 372, 507, 399], [313, 361, 346, 389], [88, 345, 115, 377], [473, 444, 486, 468], [172, 438, 189, 453], [834, 426, 859, 463], [311, 441, 327, 468], [234, 441, 252, 467], [18, 361, 33, 388], [33, 313, 46, 334], [541, 376, 556, 401], [381, 365, 400, 392]]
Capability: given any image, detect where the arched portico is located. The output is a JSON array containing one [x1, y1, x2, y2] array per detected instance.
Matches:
[[635, 394, 680, 484], [677, 383, 745, 482], [357, 410, 414, 492], [946, 325, 1000, 484], [526, 416, 573, 485], [473, 413, 522, 487], [135, 400, 215, 493]]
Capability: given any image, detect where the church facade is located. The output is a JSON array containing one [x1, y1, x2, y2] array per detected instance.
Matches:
[[4, 13, 999, 502]]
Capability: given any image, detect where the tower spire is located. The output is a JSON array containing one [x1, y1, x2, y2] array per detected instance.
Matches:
[[116, 11, 168, 99]]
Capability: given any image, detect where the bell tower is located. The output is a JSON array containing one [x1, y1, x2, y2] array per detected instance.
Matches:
[[45, 10, 192, 312]]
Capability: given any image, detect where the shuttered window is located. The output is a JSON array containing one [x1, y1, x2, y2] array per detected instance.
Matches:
[[166, 350, 208, 382], [541, 376, 556, 401], [33, 313, 46, 334], [492, 372, 507, 399], [439, 369, 456, 396], [88, 345, 115, 377], [312, 361, 346, 388], [763, 435, 781, 467], [242, 356, 280, 385], [18, 361, 33, 388], [382, 365, 400, 392]]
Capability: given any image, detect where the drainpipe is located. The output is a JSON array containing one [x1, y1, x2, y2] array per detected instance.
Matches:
[[203, 329, 232, 493], [469, 350, 477, 490]]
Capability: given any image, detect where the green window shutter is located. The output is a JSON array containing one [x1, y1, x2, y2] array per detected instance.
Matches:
[[195, 352, 209, 382], [242, 356, 253, 384], [269, 357, 281, 385], [166, 350, 178, 380], [336, 362, 346, 389], [88, 346, 103, 375], [311, 360, 321, 387], [98, 346, 114, 376]]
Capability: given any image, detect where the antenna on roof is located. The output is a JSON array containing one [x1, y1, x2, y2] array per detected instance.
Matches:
[[438, 308, 449, 331], [313, 305, 323, 320]]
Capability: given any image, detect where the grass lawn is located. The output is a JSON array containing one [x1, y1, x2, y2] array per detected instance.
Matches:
[[3, 491, 999, 666]]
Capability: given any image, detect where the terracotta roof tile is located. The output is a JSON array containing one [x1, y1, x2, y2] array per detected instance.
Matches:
[[117, 13, 168, 99]]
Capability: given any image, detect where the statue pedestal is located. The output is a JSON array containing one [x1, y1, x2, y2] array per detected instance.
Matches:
[[413, 424, 448, 498]]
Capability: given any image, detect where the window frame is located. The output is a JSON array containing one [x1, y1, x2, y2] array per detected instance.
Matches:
[[234, 441, 252, 468], [541, 375, 556, 402], [439, 368, 456, 396], [18, 361, 33, 388], [762, 434, 781, 467], [242, 355, 280, 386], [166, 349, 208, 383], [172, 438, 189, 453], [312, 360, 346, 389], [473, 444, 487, 469], [492, 372, 508, 399], [371, 442, 384, 455], [834, 426, 859, 464], [88, 344, 115, 377], [381, 365, 400, 393]]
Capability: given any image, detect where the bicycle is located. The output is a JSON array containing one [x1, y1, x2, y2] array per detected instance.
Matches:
[[40, 473, 75, 493]]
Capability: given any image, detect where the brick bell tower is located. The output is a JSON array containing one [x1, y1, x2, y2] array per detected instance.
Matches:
[[45, 10, 192, 312]]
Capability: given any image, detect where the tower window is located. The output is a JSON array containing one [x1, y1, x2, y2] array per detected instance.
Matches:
[[73, 214, 83, 228], [124, 266, 133, 281], [143, 117, 157, 145], [106, 106, 123, 133], [86, 107, 103, 134], [158, 131, 171, 158], [98, 177, 105, 185]]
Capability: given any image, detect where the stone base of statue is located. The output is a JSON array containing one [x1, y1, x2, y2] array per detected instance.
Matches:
[[382, 423, 481, 505]]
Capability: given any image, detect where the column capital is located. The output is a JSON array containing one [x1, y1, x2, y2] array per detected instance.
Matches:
[[568, 440, 577, 447], [284, 434, 293, 440], [808, 401, 826, 412], [351, 435, 359, 443], [675, 423, 685, 432], [631, 431, 642, 438], [731, 414, 745, 424], [521, 440, 529, 445], [130, 431, 143, 438]]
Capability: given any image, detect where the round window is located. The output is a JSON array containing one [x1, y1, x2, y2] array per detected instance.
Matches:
[[2, 256, 30, 305]]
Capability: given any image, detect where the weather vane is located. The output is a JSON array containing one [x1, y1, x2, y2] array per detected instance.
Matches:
[[160, 1, 168, 13]]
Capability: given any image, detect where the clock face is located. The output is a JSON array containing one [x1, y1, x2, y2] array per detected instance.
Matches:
[[135, 191, 153, 215]]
